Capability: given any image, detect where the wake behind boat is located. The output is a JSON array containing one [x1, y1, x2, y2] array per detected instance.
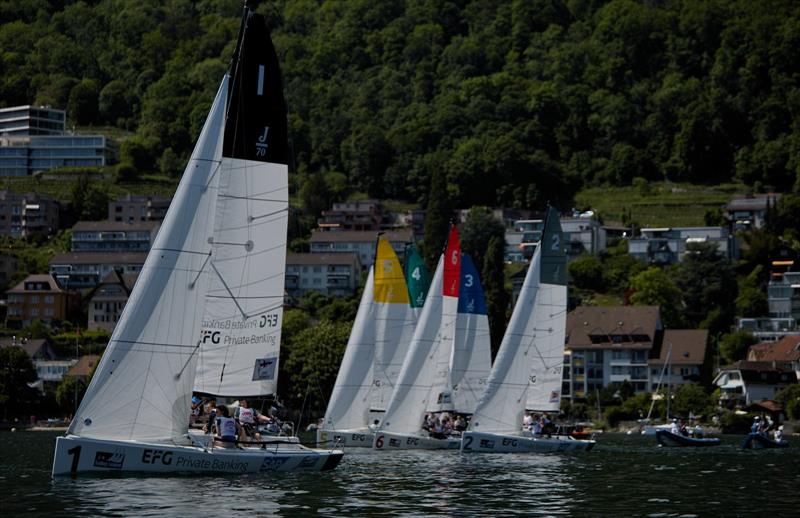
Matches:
[[52, 6, 342, 475], [461, 207, 595, 454]]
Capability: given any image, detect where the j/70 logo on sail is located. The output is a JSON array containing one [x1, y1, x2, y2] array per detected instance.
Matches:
[[255, 126, 269, 157]]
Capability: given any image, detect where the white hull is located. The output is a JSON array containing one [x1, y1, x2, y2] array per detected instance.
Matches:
[[373, 431, 461, 450], [641, 424, 672, 436], [316, 429, 374, 448], [52, 435, 342, 476], [461, 431, 595, 453]]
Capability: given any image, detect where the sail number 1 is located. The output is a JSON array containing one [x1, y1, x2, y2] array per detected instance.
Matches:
[[67, 445, 82, 474]]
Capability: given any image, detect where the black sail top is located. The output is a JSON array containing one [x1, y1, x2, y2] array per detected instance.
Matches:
[[223, 9, 288, 164]]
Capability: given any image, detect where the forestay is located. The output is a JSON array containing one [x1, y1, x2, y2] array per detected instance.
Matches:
[[468, 207, 567, 435], [193, 11, 289, 398]]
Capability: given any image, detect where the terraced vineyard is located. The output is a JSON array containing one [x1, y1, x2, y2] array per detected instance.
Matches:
[[574, 183, 748, 227]]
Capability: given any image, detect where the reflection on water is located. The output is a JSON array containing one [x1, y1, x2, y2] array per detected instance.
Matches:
[[2, 431, 797, 516]]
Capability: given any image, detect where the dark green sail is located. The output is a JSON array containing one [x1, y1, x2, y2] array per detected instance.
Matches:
[[404, 244, 431, 308], [540, 205, 568, 286]]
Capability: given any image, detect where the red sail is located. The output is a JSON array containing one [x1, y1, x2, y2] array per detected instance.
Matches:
[[443, 226, 461, 298]]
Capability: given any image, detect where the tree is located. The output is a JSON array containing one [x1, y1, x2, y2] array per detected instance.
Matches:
[[775, 384, 800, 420], [483, 235, 509, 359], [81, 184, 111, 220], [568, 254, 604, 291], [719, 331, 758, 364], [98, 79, 133, 126], [736, 265, 768, 317], [67, 79, 99, 125], [460, 206, 505, 267], [671, 383, 713, 418], [670, 241, 737, 334], [629, 267, 684, 327], [55, 376, 88, 414], [0, 347, 37, 418], [299, 172, 331, 218], [422, 167, 451, 270], [278, 320, 351, 414]]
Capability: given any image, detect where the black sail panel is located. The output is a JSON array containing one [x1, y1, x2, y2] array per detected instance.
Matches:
[[223, 10, 288, 164]]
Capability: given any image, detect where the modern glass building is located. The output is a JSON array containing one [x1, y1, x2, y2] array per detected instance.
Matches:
[[0, 105, 116, 176], [0, 105, 66, 136]]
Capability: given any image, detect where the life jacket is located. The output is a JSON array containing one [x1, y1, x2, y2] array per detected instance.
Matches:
[[217, 416, 237, 439], [238, 407, 255, 424]]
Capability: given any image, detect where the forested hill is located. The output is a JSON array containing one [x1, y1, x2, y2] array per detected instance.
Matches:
[[2, 0, 800, 209]]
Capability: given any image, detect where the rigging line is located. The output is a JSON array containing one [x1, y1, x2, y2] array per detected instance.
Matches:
[[210, 260, 248, 319], [203, 159, 224, 191], [189, 250, 213, 289], [249, 207, 289, 222], [150, 247, 214, 256], [206, 294, 283, 299], [175, 340, 202, 380]]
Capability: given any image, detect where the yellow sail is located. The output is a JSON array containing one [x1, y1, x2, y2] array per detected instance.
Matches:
[[374, 237, 410, 304]]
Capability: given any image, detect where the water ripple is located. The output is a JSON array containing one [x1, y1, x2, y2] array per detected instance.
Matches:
[[1, 431, 798, 516]]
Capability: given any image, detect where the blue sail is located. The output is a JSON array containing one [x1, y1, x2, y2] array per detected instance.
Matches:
[[458, 253, 487, 315]]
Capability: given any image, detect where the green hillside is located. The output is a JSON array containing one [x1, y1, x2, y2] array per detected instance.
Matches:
[[2, 0, 800, 215]]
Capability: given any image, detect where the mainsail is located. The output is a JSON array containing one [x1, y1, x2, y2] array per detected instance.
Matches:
[[468, 206, 567, 435], [194, 11, 289, 397], [68, 9, 290, 442], [323, 236, 419, 431]]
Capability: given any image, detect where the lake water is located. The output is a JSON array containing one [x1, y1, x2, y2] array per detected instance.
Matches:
[[1, 431, 796, 516]]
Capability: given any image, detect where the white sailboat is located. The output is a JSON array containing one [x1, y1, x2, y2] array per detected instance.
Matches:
[[461, 206, 595, 453], [52, 7, 342, 475], [317, 237, 421, 447], [374, 227, 492, 449], [639, 343, 673, 435]]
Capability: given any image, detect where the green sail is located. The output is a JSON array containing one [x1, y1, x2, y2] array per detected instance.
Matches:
[[404, 244, 431, 308], [540, 205, 568, 286]]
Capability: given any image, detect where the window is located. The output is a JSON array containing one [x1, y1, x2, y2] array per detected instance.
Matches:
[[44, 308, 54, 317], [31, 308, 39, 316], [29, 295, 39, 304], [44, 295, 54, 304], [612, 350, 628, 360]]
